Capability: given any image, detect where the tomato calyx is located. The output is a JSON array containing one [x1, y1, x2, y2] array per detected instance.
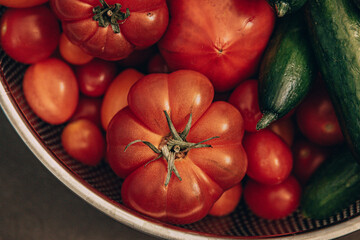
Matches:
[[125, 110, 219, 186], [93, 0, 130, 34]]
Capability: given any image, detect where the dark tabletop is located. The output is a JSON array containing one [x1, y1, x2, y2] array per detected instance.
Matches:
[[1, 108, 360, 240]]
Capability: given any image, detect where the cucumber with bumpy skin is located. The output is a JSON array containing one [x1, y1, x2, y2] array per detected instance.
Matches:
[[256, 12, 316, 130], [267, 0, 308, 17], [301, 147, 360, 219], [305, 0, 360, 161]]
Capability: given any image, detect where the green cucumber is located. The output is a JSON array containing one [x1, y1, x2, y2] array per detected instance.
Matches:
[[256, 12, 316, 130], [301, 147, 360, 219], [267, 0, 308, 17], [305, 0, 360, 161]]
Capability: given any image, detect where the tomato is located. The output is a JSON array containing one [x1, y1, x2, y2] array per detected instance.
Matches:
[[228, 79, 262, 132], [70, 96, 103, 128], [209, 183, 242, 217], [75, 58, 118, 97], [0, 0, 48, 8], [147, 53, 170, 74], [158, 0, 275, 92], [59, 33, 94, 65], [23, 58, 79, 125], [292, 138, 329, 185], [0, 5, 60, 64], [118, 46, 157, 69], [106, 70, 247, 224], [61, 119, 105, 166], [101, 68, 144, 130], [296, 84, 344, 146], [243, 175, 301, 220], [243, 129, 293, 185], [269, 117, 295, 146], [50, 0, 169, 60]]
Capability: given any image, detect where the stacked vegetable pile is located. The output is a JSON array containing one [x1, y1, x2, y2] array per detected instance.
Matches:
[[1, 0, 360, 227]]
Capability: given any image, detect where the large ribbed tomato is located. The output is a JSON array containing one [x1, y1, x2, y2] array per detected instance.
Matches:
[[158, 0, 275, 92], [106, 70, 248, 224], [50, 0, 169, 60]]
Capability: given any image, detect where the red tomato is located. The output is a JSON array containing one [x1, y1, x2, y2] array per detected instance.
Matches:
[[243, 129, 293, 185], [106, 70, 247, 224], [0, 5, 60, 64], [61, 119, 105, 166], [59, 33, 94, 65], [228, 79, 262, 132], [23, 58, 79, 125], [147, 53, 170, 74], [292, 138, 329, 185], [70, 96, 103, 128], [158, 0, 275, 92], [0, 0, 48, 8], [296, 85, 344, 146], [269, 117, 295, 146], [50, 0, 169, 60], [209, 184, 242, 217], [243, 175, 301, 220], [101, 68, 144, 130], [118, 46, 157, 69], [75, 58, 118, 97]]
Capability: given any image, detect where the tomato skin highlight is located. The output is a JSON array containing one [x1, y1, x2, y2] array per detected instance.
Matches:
[[243, 175, 302, 220], [158, 0, 275, 92], [0, 5, 60, 64], [23, 58, 79, 125], [243, 129, 293, 185], [106, 70, 247, 224], [50, 0, 169, 60]]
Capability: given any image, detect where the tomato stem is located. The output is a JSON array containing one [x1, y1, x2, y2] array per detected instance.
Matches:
[[93, 0, 130, 33], [124, 110, 219, 186]]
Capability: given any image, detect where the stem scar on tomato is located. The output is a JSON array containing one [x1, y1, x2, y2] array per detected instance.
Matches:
[[93, 0, 130, 34], [124, 111, 219, 186]]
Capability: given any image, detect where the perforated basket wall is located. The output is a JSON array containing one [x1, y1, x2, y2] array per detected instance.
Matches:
[[1, 5, 360, 240]]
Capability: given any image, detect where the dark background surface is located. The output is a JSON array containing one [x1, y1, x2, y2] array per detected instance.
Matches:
[[0, 108, 360, 240]]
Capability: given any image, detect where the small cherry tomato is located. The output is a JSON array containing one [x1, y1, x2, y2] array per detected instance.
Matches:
[[59, 33, 94, 65], [243, 129, 293, 185], [228, 79, 262, 132], [0, 5, 60, 64], [61, 119, 105, 166], [75, 58, 118, 97], [243, 175, 301, 220], [147, 53, 170, 74], [209, 184, 242, 217], [269, 117, 295, 146], [23, 58, 79, 125], [101, 68, 144, 130], [296, 84, 344, 146], [70, 96, 103, 128], [0, 0, 48, 8], [292, 138, 329, 185]]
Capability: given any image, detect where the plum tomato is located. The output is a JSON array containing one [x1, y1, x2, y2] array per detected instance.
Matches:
[[75, 58, 118, 97], [23, 58, 79, 125], [243, 175, 301, 220], [268, 117, 295, 146], [50, 0, 169, 60], [106, 70, 247, 224], [0, 5, 60, 64], [61, 119, 105, 166], [70, 96, 103, 128], [296, 84, 344, 146], [0, 0, 48, 8], [158, 0, 275, 92], [59, 33, 94, 65], [228, 79, 262, 132], [292, 138, 329, 185], [243, 129, 293, 185], [101, 68, 144, 130], [209, 183, 242, 217]]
